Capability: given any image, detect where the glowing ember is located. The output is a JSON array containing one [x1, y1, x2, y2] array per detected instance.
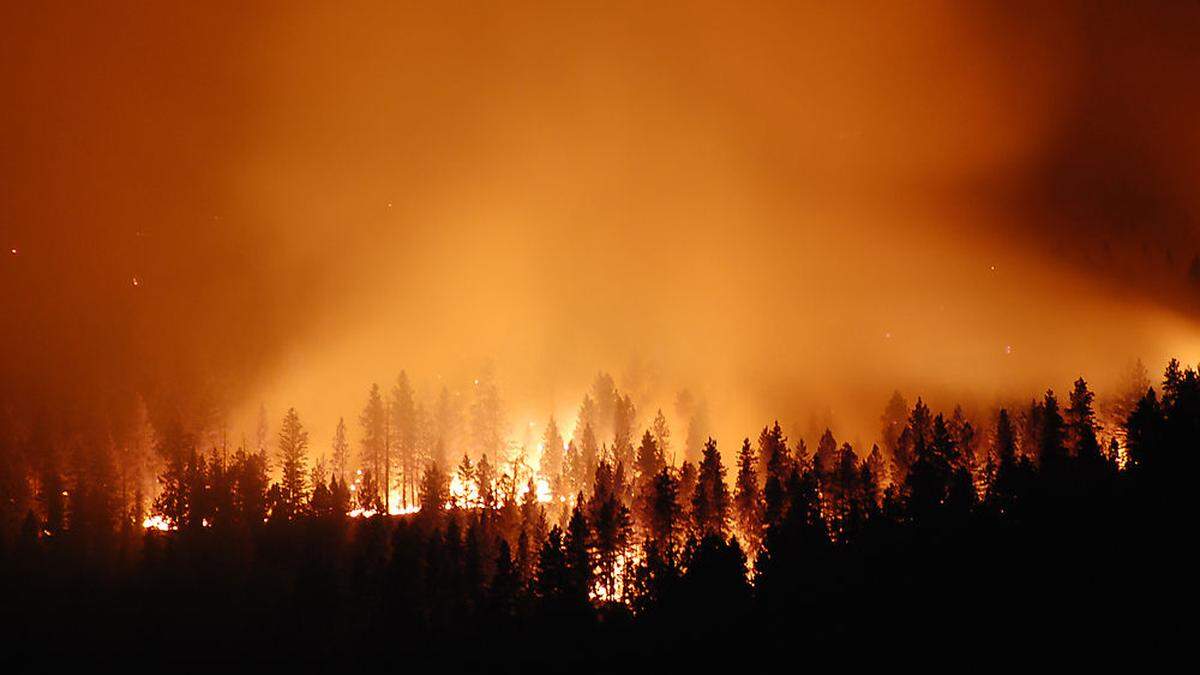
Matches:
[[143, 515, 174, 531]]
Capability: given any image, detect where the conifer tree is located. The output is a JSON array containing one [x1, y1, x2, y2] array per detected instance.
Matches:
[[1124, 388, 1163, 476], [864, 444, 887, 505], [577, 423, 599, 497], [881, 390, 908, 458], [634, 430, 664, 487], [651, 409, 672, 467], [277, 407, 309, 518], [356, 469, 383, 512], [331, 417, 350, 482], [1067, 377, 1105, 472], [534, 525, 568, 604], [692, 438, 730, 539], [391, 371, 418, 508], [359, 384, 388, 506], [456, 453, 475, 509], [563, 500, 592, 604], [540, 416, 564, 489], [733, 438, 763, 553], [814, 428, 839, 478], [420, 461, 450, 512], [1039, 390, 1068, 475], [470, 367, 505, 459], [255, 403, 270, 455], [612, 394, 636, 471], [757, 422, 789, 487]]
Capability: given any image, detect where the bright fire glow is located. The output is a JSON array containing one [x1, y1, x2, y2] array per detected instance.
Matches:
[[143, 515, 174, 531]]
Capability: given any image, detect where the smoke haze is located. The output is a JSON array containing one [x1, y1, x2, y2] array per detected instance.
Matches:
[[4, 2, 1198, 452]]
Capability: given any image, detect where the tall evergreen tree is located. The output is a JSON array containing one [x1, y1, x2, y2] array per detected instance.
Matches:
[[277, 407, 309, 519], [540, 416, 564, 490], [331, 417, 350, 481], [1067, 377, 1105, 472], [420, 461, 450, 512], [1124, 388, 1164, 476], [470, 367, 505, 459], [733, 438, 763, 553], [563, 500, 592, 604], [692, 438, 730, 539], [391, 371, 418, 507], [813, 428, 839, 479], [651, 409, 672, 467], [881, 390, 908, 458], [634, 430, 664, 487], [1038, 390, 1068, 474], [359, 384, 388, 507]]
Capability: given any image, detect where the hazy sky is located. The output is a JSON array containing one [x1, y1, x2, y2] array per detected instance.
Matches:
[[3, 2, 1198, 451]]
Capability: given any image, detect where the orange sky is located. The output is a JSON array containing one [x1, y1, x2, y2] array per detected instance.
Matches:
[[3, 2, 1199, 455]]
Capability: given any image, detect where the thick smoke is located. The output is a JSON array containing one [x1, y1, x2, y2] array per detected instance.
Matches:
[[3, 2, 1198, 453]]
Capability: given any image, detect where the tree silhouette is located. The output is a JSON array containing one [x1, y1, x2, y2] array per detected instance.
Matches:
[[1125, 388, 1163, 476], [881, 390, 908, 459], [540, 416, 564, 492], [692, 438, 730, 539], [391, 372, 418, 508], [359, 384, 388, 507], [419, 461, 450, 512], [733, 438, 763, 554], [651, 409, 672, 467], [331, 417, 350, 482], [277, 407, 309, 519], [563, 499, 592, 605]]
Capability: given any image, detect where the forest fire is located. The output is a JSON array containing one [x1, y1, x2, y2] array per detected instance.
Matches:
[[3, 0, 1196, 667], [142, 515, 174, 532]]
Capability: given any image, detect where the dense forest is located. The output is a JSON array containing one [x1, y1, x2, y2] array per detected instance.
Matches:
[[0, 360, 1189, 668]]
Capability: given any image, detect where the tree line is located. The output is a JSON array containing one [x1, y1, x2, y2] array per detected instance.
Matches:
[[0, 359, 1188, 666]]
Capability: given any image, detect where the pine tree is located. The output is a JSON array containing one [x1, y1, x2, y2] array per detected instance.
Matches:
[[476, 454, 496, 511], [331, 417, 350, 481], [488, 539, 520, 619], [881, 390, 908, 458], [891, 425, 915, 485], [255, 403, 270, 455], [634, 430, 664, 487], [277, 408, 309, 519], [456, 453, 475, 509], [355, 469, 383, 512], [534, 526, 568, 605], [391, 371, 418, 508], [577, 423, 599, 497], [733, 438, 763, 553], [540, 416, 564, 490], [676, 461, 698, 527], [1067, 377, 1105, 473], [646, 467, 683, 561], [1124, 388, 1163, 475], [692, 438, 730, 539], [433, 385, 463, 462], [651, 409, 672, 467], [420, 461, 450, 512], [757, 422, 789, 488], [470, 367, 505, 459], [231, 447, 268, 525], [359, 384, 388, 507], [587, 463, 632, 602], [589, 373, 617, 442], [814, 428, 838, 479], [563, 500, 592, 604], [612, 394, 636, 471], [684, 398, 710, 464], [1039, 390, 1068, 475], [864, 444, 887, 505]]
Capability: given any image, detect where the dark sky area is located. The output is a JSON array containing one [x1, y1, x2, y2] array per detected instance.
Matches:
[[2, 2, 1198, 449]]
